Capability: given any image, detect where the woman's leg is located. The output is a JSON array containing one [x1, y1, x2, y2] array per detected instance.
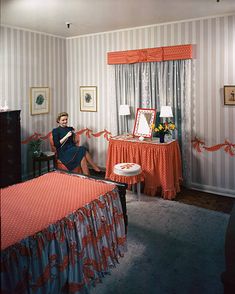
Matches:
[[80, 157, 90, 175], [85, 151, 101, 172]]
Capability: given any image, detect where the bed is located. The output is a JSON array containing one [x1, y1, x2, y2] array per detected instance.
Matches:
[[1, 171, 127, 294]]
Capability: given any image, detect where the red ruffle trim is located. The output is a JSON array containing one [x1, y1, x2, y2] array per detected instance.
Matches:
[[144, 183, 181, 200], [109, 172, 144, 185]]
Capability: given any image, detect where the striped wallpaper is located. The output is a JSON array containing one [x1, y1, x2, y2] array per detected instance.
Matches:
[[0, 27, 67, 177], [67, 14, 235, 197], [1, 14, 235, 196]]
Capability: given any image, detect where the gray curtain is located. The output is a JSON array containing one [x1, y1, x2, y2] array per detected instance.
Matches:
[[113, 59, 192, 184], [114, 60, 191, 147]]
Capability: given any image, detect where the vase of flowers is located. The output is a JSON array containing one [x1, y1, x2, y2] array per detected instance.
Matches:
[[152, 121, 176, 143], [159, 132, 165, 143]]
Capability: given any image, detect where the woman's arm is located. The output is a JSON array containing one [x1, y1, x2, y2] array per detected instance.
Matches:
[[52, 128, 61, 149], [52, 128, 73, 149], [60, 131, 73, 145]]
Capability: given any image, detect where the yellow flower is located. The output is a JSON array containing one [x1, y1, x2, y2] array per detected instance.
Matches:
[[169, 123, 175, 130], [152, 121, 176, 136]]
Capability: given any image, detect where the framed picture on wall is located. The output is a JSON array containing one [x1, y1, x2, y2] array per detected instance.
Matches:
[[224, 85, 235, 105], [80, 86, 97, 112], [30, 87, 50, 115]]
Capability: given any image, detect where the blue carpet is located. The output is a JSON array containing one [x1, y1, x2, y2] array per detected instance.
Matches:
[[90, 193, 229, 294]]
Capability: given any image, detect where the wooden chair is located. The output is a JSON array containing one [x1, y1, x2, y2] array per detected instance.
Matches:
[[49, 132, 82, 174]]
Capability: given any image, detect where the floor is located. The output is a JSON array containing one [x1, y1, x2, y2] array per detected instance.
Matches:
[[175, 187, 234, 214], [89, 169, 235, 214]]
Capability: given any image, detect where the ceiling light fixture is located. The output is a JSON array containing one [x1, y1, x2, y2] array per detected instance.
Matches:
[[65, 22, 72, 29]]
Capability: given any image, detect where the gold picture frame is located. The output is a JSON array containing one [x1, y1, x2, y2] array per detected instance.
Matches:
[[224, 85, 235, 105], [80, 86, 97, 112], [30, 87, 50, 115]]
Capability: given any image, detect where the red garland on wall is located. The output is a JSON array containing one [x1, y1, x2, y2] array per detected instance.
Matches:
[[21, 129, 112, 144], [192, 136, 235, 156]]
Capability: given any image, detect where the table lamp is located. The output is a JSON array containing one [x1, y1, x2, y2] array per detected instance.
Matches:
[[119, 104, 130, 133], [160, 106, 173, 122]]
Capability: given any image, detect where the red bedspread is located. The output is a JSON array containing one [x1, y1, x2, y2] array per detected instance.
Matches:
[[1, 171, 115, 250]]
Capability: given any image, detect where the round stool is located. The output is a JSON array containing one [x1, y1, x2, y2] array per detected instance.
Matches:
[[113, 163, 142, 200]]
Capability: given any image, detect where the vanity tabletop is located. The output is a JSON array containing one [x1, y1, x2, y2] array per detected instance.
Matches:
[[110, 134, 176, 145]]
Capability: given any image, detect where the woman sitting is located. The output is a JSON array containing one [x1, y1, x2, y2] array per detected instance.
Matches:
[[52, 112, 100, 175]]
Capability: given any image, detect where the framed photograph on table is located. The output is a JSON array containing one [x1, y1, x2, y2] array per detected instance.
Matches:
[[133, 108, 156, 138], [80, 86, 97, 112], [224, 85, 235, 105], [30, 87, 50, 115]]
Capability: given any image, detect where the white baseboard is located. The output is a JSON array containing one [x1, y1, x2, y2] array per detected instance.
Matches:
[[189, 182, 235, 198]]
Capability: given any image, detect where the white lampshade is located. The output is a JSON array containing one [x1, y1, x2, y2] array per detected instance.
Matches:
[[160, 106, 173, 118], [119, 104, 130, 116]]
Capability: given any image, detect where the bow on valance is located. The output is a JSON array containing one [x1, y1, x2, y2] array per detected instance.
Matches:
[[107, 44, 193, 64]]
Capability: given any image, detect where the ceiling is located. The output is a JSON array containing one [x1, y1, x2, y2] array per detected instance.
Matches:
[[1, 0, 235, 38]]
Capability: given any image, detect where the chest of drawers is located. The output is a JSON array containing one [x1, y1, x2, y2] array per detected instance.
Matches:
[[0, 110, 22, 188]]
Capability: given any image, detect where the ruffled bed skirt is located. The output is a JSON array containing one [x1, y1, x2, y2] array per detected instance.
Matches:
[[1, 189, 127, 293]]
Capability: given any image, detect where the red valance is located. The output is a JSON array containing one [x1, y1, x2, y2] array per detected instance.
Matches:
[[107, 44, 193, 65]]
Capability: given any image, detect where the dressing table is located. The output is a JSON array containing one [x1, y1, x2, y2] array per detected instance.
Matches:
[[105, 135, 182, 200]]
